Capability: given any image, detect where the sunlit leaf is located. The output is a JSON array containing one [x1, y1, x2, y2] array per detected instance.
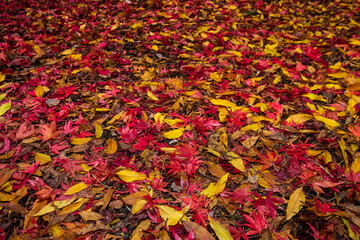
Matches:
[[94, 123, 103, 138], [210, 99, 236, 108], [286, 114, 313, 124], [314, 115, 340, 130], [58, 198, 87, 215], [35, 153, 52, 165], [147, 90, 159, 101], [156, 205, 189, 227]]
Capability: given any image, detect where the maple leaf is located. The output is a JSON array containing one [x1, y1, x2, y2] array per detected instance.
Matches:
[[348, 125, 360, 138], [16, 122, 36, 139], [243, 212, 267, 236], [39, 121, 58, 141]]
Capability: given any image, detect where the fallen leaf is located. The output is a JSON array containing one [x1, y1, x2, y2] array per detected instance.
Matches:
[[71, 138, 92, 145], [183, 221, 215, 240], [35, 153, 52, 165], [286, 187, 305, 220], [208, 216, 234, 240], [163, 128, 184, 139], [116, 170, 146, 182], [105, 138, 117, 154], [156, 205, 189, 226], [79, 211, 104, 221], [0, 101, 11, 117], [64, 182, 88, 195]]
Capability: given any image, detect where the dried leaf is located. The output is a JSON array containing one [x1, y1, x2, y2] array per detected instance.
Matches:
[[105, 138, 117, 154], [210, 99, 236, 108], [35, 153, 52, 165], [314, 115, 340, 130], [71, 138, 92, 145], [286, 114, 313, 124], [147, 90, 159, 101], [94, 123, 103, 138], [183, 221, 215, 240], [229, 158, 245, 172], [156, 205, 189, 226], [79, 211, 104, 221], [58, 198, 87, 215], [286, 187, 305, 220]]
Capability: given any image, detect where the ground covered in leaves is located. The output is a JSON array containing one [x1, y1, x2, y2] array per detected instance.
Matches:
[[1, 0, 360, 239]]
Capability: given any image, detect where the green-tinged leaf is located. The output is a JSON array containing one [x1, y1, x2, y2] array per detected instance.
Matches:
[[0, 101, 11, 117], [208, 216, 234, 240], [35, 153, 52, 165]]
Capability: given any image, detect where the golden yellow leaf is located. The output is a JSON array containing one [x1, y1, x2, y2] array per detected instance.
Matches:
[[49, 225, 65, 237], [328, 72, 348, 79], [94, 123, 103, 138], [95, 108, 111, 112], [152, 45, 158, 51], [314, 115, 340, 130], [0, 101, 11, 117], [131, 219, 151, 240], [163, 128, 184, 139], [147, 91, 159, 101], [156, 205, 189, 227], [219, 132, 228, 146], [229, 158, 245, 172], [286, 187, 305, 220], [33, 197, 76, 216], [141, 71, 155, 81], [108, 111, 124, 124], [286, 114, 313, 124], [208, 216, 234, 240], [79, 211, 104, 221], [0, 192, 16, 201], [64, 182, 88, 195], [205, 148, 221, 157], [116, 170, 146, 182], [201, 173, 229, 197], [164, 119, 183, 126], [132, 199, 147, 214], [0, 73, 5, 82], [105, 138, 117, 154], [227, 50, 242, 58], [35, 153, 52, 165], [160, 147, 177, 154], [349, 39, 360, 46], [0, 93, 6, 102], [351, 157, 360, 173], [60, 49, 73, 55], [210, 72, 222, 82], [71, 138, 92, 145], [58, 198, 87, 215], [242, 136, 259, 149], [35, 85, 46, 97], [241, 123, 263, 131], [210, 99, 236, 108], [302, 93, 326, 102]]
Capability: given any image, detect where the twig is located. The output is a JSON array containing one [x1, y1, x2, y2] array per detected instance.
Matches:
[[91, 172, 111, 188], [196, 170, 218, 182]]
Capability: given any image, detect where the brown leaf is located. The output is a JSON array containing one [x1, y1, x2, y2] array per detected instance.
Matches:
[[0, 202, 26, 214], [183, 221, 216, 240], [101, 187, 115, 211], [206, 161, 227, 178], [0, 169, 14, 186], [79, 211, 104, 222], [242, 136, 259, 149], [109, 200, 124, 209]]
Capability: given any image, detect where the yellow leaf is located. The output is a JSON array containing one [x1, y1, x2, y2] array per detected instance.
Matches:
[[328, 72, 348, 79], [116, 170, 146, 182], [205, 147, 221, 157], [154, 112, 165, 124], [164, 119, 183, 126], [152, 45, 158, 51], [33, 197, 76, 216], [132, 199, 147, 214], [35, 85, 47, 97], [349, 38, 360, 46], [210, 99, 236, 108], [286, 114, 313, 124], [156, 205, 189, 227], [163, 128, 184, 139], [202, 173, 229, 197], [241, 123, 263, 131], [35, 153, 52, 165], [0, 73, 5, 82], [351, 157, 360, 174], [227, 50, 242, 58], [141, 71, 155, 81], [160, 147, 177, 154], [0, 93, 6, 102], [274, 75, 281, 84], [105, 138, 117, 154], [208, 216, 234, 240], [95, 108, 111, 111], [71, 138, 92, 145], [210, 72, 222, 82], [0, 101, 11, 117], [220, 132, 228, 146], [0, 192, 16, 201], [147, 91, 159, 101], [49, 225, 65, 237], [339, 138, 348, 168], [286, 187, 305, 220], [64, 182, 88, 195], [230, 158, 245, 172], [302, 93, 326, 102], [314, 115, 340, 130], [60, 49, 73, 55], [108, 111, 124, 124], [58, 198, 87, 215], [131, 219, 151, 239], [94, 123, 103, 138]]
